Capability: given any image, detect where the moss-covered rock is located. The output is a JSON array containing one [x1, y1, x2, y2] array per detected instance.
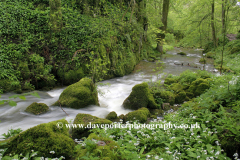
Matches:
[[154, 90, 175, 105], [170, 83, 184, 93], [72, 113, 112, 139], [188, 78, 210, 97], [3, 119, 75, 159], [125, 107, 150, 123], [175, 91, 186, 104], [54, 77, 99, 109], [206, 52, 216, 58], [122, 82, 158, 110], [106, 111, 117, 121], [25, 102, 50, 115], [199, 58, 206, 64], [75, 133, 121, 160], [150, 109, 164, 116], [177, 52, 187, 55], [186, 92, 194, 99], [164, 78, 178, 85], [118, 114, 127, 123]]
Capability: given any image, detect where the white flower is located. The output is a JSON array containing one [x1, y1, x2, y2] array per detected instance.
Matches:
[[205, 121, 209, 123], [234, 153, 239, 157], [50, 151, 55, 154], [215, 151, 220, 156], [60, 156, 65, 159]]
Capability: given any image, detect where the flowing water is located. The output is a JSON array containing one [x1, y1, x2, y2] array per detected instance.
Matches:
[[0, 48, 217, 140]]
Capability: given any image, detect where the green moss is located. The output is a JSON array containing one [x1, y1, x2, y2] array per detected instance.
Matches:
[[175, 91, 186, 104], [123, 82, 158, 110], [164, 78, 178, 85], [106, 111, 117, 121], [199, 58, 206, 64], [72, 113, 112, 139], [55, 77, 99, 109], [154, 90, 175, 105], [125, 107, 150, 123], [186, 92, 194, 99], [177, 52, 186, 55], [0, 79, 21, 93], [75, 133, 120, 160], [64, 68, 85, 85], [188, 78, 210, 97], [25, 102, 50, 115], [170, 83, 184, 93], [206, 52, 216, 58], [3, 119, 75, 159]]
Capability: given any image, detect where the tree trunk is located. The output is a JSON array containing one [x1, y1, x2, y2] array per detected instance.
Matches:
[[157, 0, 170, 53], [161, 0, 170, 31], [211, 0, 217, 49], [222, 0, 226, 35]]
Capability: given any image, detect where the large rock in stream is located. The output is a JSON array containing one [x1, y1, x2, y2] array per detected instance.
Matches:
[[25, 102, 50, 115], [122, 82, 158, 110], [2, 119, 75, 159], [72, 113, 112, 139], [54, 77, 99, 109]]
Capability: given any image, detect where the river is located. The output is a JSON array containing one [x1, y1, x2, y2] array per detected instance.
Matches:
[[0, 48, 217, 140]]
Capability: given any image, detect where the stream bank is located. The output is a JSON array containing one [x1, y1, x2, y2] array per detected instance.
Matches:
[[0, 48, 217, 140]]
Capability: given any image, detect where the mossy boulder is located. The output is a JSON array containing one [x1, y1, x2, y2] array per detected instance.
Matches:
[[175, 91, 187, 104], [170, 83, 184, 93], [188, 78, 210, 97], [164, 78, 178, 85], [72, 113, 112, 139], [154, 90, 175, 105], [25, 102, 50, 115], [75, 133, 121, 160], [186, 92, 194, 99], [199, 58, 206, 64], [106, 111, 117, 121], [177, 52, 187, 55], [122, 82, 158, 110], [3, 119, 75, 159], [125, 107, 150, 123], [54, 77, 99, 109], [206, 52, 216, 58], [147, 58, 155, 62]]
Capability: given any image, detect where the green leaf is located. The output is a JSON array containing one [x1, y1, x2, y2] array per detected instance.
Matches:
[[9, 95, 19, 99], [30, 92, 40, 98], [19, 96, 26, 100], [8, 100, 17, 107], [176, 143, 180, 150], [187, 151, 197, 158], [139, 146, 145, 155], [0, 101, 4, 105]]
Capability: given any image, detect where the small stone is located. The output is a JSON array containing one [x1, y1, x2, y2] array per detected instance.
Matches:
[[97, 141, 106, 146]]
